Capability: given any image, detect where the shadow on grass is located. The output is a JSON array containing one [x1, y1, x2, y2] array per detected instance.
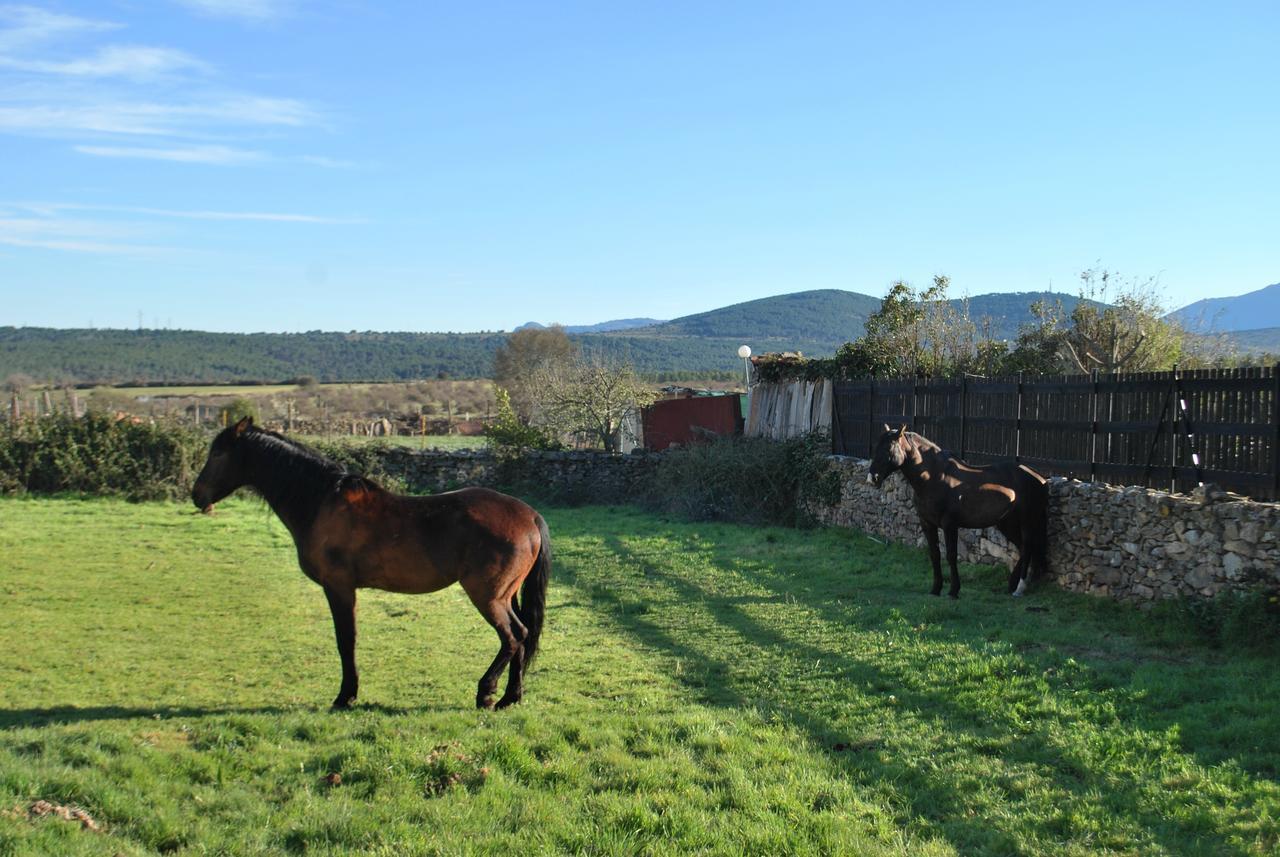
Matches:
[[551, 518, 1275, 856], [0, 701, 431, 729]]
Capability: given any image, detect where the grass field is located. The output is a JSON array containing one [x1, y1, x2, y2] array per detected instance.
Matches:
[[1, 498, 1277, 855], [299, 434, 485, 451]]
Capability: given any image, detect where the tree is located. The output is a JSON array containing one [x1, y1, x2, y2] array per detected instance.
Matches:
[[1001, 299, 1073, 374], [835, 276, 980, 377], [531, 355, 656, 453], [1059, 268, 1185, 373], [492, 326, 578, 421], [484, 387, 560, 460]]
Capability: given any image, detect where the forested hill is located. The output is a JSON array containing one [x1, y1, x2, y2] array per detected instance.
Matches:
[[627, 289, 1090, 346], [0, 327, 757, 384], [0, 328, 508, 384], [0, 289, 1102, 384]]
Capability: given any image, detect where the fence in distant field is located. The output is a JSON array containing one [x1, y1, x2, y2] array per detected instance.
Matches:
[[827, 365, 1280, 501]]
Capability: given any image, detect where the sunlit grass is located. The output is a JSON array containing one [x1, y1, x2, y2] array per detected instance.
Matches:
[[1, 497, 1276, 855]]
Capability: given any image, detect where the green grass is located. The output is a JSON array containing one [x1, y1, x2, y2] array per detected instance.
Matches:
[[1, 498, 1277, 855]]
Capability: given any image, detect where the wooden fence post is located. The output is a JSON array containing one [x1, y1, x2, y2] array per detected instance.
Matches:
[[867, 377, 875, 458], [1169, 367, 1179, 493], [1014, 371, 1023, 463], [1273, 363, 1280, 498], [1089, 370, 1099, 483], [959, 374, 968, 460]]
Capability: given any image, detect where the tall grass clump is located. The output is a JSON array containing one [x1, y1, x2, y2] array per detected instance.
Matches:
[[0, 413, 208, 500], [1158, 588, 1280, 652], [646, 434, 840, 526]]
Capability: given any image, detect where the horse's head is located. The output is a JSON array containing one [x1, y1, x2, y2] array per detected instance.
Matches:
[[867, 424, 909, 488], [191, 416, 254, 512]]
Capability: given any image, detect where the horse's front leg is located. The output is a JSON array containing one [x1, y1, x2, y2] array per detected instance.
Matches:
[[943, 525, 961, 599], [323, 585, 359, 709], [920, 520, 944, 596]]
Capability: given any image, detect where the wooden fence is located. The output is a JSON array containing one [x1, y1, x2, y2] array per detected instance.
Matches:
[[745, 379, 832, 440], [831, 365, 1280, 500]]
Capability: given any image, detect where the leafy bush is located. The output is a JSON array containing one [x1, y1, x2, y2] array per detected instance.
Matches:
[[484, 388, 560, 461], [645, 434, 839, 527], [0, 414, 208, 501]]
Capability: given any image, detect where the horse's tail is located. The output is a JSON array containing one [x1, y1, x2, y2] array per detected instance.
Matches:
[[518, 513, 551, 665]]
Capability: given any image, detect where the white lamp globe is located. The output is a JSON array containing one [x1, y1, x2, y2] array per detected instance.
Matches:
[[737, 345, 751, 359]]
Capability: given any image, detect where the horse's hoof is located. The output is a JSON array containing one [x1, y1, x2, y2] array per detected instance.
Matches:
[[330, 696, 355, 710], [495, 694, 522, 710], [475, 696, 496, 710], [1011, 590, 1025, 598], [948, 592, 960, 600]]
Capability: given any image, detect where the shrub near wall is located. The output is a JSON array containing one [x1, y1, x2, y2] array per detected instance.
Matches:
[[0, 414, 208, 501]]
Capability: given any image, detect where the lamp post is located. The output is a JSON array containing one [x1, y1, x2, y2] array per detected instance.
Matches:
[[737, 345, 752, 390]]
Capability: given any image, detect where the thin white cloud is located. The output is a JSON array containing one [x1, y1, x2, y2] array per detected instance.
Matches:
[[0, 44, 210, 78], [0, 214, 176, 255], [0, 94, 316, 137], [23, 201, 362, 224], [0, 4, 323, 165], [172, 0, 291, 22], [0, 5, 118, 52], [74, 143, 267, 164]]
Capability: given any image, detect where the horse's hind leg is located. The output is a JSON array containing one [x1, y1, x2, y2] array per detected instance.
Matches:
[[496, 605, 529, 710], [474, 599, 524, 710], [943, 525, 961, 599], [996, 518, 1029, 595], [921, 521, 944, 596]]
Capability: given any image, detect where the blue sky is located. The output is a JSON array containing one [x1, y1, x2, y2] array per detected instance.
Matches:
[[1, 1, 1276, 333]]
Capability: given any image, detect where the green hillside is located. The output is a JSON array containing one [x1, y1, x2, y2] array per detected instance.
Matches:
[[0, 290, 1121, 384], [636, 289, 882, 345]]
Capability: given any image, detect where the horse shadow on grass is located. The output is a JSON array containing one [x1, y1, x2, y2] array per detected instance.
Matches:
[[0, 701, 426, 729], [550, 526, 1274, 856]]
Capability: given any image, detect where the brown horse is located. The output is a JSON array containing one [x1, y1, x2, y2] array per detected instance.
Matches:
[[868, 425, 1048, 599], [191, 417, 550, 710]]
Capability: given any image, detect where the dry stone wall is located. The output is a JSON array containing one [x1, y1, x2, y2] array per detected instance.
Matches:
[[810, 456, 1280, 603], [369, 447, 1279, 604], [378, 448, 659, 505]]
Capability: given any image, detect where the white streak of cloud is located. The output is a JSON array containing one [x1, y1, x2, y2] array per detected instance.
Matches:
[[21, 201, 362, 224], [0, 44, 210, 78], [0, 215, 176, 255], [0, 5, 118, 52], [74, 143, 266, 164]]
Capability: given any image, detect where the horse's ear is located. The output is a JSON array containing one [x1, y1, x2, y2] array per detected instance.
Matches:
[[883, 423, 892, 433], [234, 416, 253, 436]]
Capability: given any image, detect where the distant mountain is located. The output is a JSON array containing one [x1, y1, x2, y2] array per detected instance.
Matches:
[[1221, 326, 1280, 356], [632, 290, 881, 347], [616, 288, 1092, 349], [1169, 282, 1280, 332], [514, 318, 665, 334]]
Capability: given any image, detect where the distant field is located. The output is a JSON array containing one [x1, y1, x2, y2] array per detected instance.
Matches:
[[300, 433, 485, 451], [2, 498, 1277, 855]]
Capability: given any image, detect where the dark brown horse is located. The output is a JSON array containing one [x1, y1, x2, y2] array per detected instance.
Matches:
[[191, 417, 550, 710], [868, 425, 1048, 598]]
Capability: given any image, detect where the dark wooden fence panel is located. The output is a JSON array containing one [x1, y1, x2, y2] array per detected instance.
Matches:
[[831, 365, 1279, 500]]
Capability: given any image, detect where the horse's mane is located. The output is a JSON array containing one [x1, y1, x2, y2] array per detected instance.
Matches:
[[906, 431, 942, 453], [240, 427, 380, 526]]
